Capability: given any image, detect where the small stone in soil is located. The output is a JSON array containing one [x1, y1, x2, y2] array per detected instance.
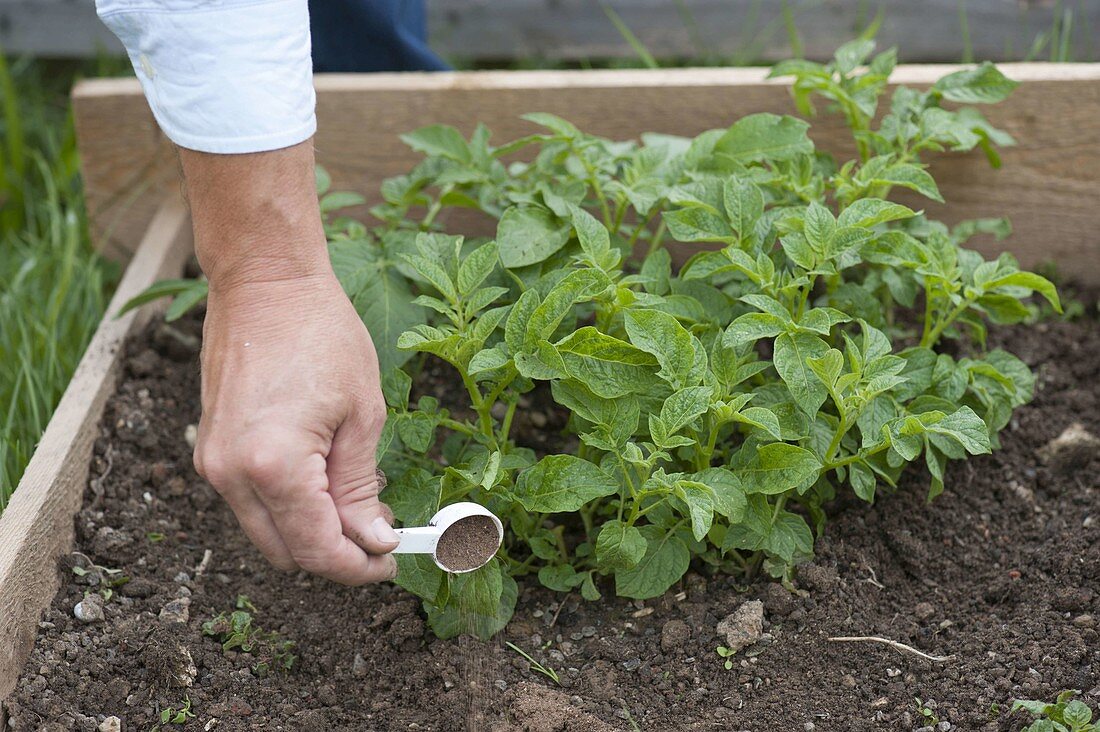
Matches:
[[73, 597, 105, 623], [1037, 422, 1100, 474], [660, 619, 691, 653], [915, 601, 936, 621], [159, 597, 191, 624], [434, 515, 499, 572], [98, 717, 121, 732], [716, 600, 764, 654]]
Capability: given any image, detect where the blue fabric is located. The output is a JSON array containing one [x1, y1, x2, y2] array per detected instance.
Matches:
[[309, 0, 449, 72]]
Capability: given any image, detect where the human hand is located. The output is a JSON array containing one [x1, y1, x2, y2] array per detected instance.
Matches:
[[178, 140, 398, 585]]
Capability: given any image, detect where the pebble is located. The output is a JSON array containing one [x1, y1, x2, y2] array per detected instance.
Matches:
[[494, 679, 508, 691], [530, 412, 548, 428], [98, 718, 121, 732], [803, 724, 815, 731], [716, 600, 764, 654], [1037, 422, 1100, 474], [73, 597, 105, 623], [915, 601, 936, 621], [660, 619, 691, 653], [622, 657, 641, 671], [1074, 614, 1096, 628], [159, 597, 191, 625], [352, 653, 368, 677]]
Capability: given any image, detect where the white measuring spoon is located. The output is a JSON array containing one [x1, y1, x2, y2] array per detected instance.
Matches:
[[391, 502, 504, 574]]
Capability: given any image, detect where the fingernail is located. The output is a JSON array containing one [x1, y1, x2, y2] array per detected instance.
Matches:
[[371, 516, 400, 545]]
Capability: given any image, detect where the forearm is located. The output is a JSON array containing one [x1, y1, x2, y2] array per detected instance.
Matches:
[[180, 142, 330, 292]]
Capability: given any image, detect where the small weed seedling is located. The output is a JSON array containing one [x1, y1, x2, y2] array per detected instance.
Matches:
[[151, 696, 195, 731], [716, 646, 735, 670], [202, 609, 296, 678], [71, 553, 129, 602], [505, 641, 561, 684], [1013, 690, 1097, 732], [915, 697, 939, 727]]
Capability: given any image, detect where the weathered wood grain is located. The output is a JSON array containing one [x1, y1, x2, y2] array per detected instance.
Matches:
[[0, 199, 191, 700], [76, 63, 1100, 282]]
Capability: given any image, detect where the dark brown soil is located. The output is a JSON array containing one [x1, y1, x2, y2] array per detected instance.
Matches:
[[437, 515, 501, 573], [5, 311, 1100, 732]]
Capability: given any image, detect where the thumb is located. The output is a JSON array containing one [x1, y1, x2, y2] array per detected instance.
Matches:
[[327, 406, 400, 555]]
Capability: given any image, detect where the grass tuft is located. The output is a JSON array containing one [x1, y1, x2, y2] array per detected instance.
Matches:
[[0, 56, 118, 508]]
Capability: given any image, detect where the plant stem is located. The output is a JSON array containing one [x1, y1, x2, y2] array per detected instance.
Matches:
[[645, 219, 667, 258], [499, 399, 518, 445], [920, 295, 974, 348], [439, 417, 477, 437]]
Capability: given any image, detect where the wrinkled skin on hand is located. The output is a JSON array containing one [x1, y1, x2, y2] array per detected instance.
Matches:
[[193, 272, 400, 585]]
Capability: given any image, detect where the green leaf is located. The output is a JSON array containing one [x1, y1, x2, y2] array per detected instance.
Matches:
[[736, 442, 821, 495], [982, 271, 1061, 313], [663, 205, 735, 243], [623, 309, 696, 388], [595, 520, 648, 571], [848, 460, 876, 502], [396, 412, 436, 453], [725, 312, 788, 347], [331, 241, 425, 374], [382, 468, 440, 526], [320, 191, 367, 213], [395, 554, 444, 604], [164, 279, 209, 322], [116, 278, 206, 319], [803, 201, 836, 252], [497, 205, 572, 268], [570, 205, 612, 262], [933, 62, 1019, 104], [773, 332, 831, 415], [650, 386, 712, 447], [714, 113, 814, 163], [692, 467, 747, 521], [557, 328, 659, 398], [722, 180, 765, 240], [428, 563, 517, 640], [400, 124, 472, 162], [837, 198, 916, 229], [538, 564, 586, 592], [730, 407, 784, 442], [457, 242, 499, 295], [514, 455, 618, 513], [614, 525, 691, 600], [675, 481, 715, 541], [926, 406, 992, 455], [1063, 700, 1093, 727]]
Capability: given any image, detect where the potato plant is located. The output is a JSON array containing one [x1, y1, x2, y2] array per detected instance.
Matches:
[[315, 41, 1059, 637], [131, 41, 1059, 638]]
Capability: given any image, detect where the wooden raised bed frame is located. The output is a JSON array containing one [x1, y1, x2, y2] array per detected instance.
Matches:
[[1, 64, 1099, 705]]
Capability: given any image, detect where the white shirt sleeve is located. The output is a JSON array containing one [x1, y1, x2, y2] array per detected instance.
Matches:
[[96, 0, 316, 154]]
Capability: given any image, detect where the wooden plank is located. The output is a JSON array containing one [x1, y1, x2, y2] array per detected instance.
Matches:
[[72, 78, 182, 264], [0, 199, 191, 700], [5, 0, 1097, 62], [429, 0, 1100, 63], [75, 63, 1100, 282]]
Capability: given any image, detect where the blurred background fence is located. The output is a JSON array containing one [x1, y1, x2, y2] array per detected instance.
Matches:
[[2, 0, 1096, 64]]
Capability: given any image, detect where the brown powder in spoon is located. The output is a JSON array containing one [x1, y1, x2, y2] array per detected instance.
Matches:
[[435, 515, 499, 573]]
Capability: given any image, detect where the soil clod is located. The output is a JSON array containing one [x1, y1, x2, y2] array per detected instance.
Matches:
[[716, 599, 764, 654], [434, 514, 499, 572], [1038, 421, 1100, 474]]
